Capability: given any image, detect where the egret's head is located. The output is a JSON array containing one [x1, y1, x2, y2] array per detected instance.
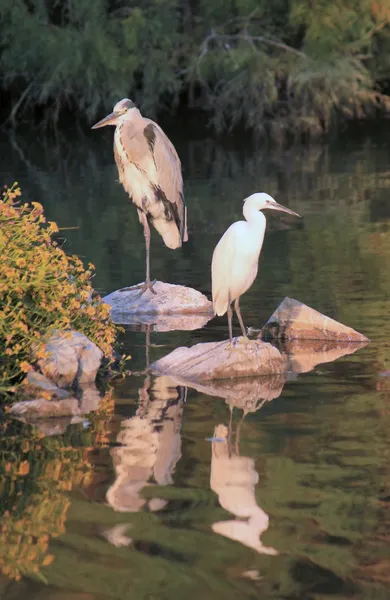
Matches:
[[244, 192, 301, 218], [91, 98, 136, 129]]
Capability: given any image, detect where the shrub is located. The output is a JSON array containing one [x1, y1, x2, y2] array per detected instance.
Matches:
[[0, 183, 117, 393]]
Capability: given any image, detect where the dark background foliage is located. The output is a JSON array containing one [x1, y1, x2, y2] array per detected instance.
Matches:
[[1, 0, 390, 137]]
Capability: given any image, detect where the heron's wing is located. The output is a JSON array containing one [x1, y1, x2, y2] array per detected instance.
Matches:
[[211, 223, 240, 316], [143, 119, 187, 243]]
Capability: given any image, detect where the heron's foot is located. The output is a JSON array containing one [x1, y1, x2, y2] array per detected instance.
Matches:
[[119, 280, 157, 296]]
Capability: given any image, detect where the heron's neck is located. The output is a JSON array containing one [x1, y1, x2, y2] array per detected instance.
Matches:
[[116, 108, 144, 137]]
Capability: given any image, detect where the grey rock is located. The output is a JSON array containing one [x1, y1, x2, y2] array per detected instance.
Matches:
[[37, 330, 103, 387], [19, 371, 71, 400], [151, 338, 287, 381], [103, 281, 213, 323], [261, 297, 369, 342]]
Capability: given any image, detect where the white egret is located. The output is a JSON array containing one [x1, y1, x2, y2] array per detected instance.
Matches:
[[212, 192, 301, 343]]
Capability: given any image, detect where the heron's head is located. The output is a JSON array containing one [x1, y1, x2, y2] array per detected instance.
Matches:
[[244, 192, 301, 218], [91, 98, 136, 129]]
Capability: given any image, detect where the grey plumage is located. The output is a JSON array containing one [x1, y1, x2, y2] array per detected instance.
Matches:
[[92, 98, 188, 292]]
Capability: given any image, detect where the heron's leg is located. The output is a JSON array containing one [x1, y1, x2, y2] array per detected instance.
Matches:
[[142, 214, 153, 289], [119, 213, 157, 295], [234, 297, 247, 338]]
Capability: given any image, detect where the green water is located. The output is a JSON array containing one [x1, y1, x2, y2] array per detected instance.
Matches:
[[1, 122, 390, 599]]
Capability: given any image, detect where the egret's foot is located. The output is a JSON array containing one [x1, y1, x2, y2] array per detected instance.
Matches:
[[119, 280, 157, 296], [224, 337, 240, 351]]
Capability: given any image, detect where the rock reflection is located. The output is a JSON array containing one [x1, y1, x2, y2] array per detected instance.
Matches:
[[106, 375, 185, 513], [210, 422, 278, 556], [110, 312, 213, 332], [281, 339, 369, 373]]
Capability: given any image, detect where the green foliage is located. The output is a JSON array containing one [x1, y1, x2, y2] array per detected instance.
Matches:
[[1, 0, 390, 136], [0, 183, 117, 392]]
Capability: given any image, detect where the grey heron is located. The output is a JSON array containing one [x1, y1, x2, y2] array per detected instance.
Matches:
[[212, 192, 301, 343], [92, 98, 187, 295]]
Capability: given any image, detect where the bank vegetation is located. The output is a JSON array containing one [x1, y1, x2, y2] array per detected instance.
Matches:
[[1, 0, 390, 138]]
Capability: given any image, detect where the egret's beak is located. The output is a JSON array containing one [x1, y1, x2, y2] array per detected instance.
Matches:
[[268, 202, 301, 218], [91, 112, 118, 129]]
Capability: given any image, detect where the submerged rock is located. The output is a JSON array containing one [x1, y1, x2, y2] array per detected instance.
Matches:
[[103, 281, 213, 321], [151, 338, 287, 381], [36, 330, 103, 387], [261, 297, 369, 342]]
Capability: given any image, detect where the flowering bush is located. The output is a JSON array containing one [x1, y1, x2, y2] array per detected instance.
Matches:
[[0, 183, 117, 392]]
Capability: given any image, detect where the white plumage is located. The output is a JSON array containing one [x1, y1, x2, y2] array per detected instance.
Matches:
[[212, 192, 301, 342]]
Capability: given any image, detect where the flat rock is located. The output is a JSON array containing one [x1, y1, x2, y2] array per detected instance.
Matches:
[[37, 329, 103, 387], [103, 281, 213, 320], [150, 338, 288, 381], [261, 297, 369, 342]]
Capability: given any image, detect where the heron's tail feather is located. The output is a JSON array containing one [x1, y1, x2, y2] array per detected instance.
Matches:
[[152, 217, 182, 249]]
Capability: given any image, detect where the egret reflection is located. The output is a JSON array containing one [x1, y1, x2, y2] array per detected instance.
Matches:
[[210, 422, 278, 556]]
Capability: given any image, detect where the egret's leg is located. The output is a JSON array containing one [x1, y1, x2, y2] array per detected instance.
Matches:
[[227, 303, 233, 344], [234, 297, 247, 338], [119, 213, 157, 296]]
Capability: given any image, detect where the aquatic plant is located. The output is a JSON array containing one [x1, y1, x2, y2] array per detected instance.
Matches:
[[0, 183, 117, 392]]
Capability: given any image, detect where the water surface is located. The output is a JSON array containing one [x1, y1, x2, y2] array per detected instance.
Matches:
[[0, 123, 390, 599]]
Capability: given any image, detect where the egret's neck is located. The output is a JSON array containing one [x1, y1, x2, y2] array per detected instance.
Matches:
[[243, 205, 266, 229]]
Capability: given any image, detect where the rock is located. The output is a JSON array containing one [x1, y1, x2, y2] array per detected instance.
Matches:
[[36, 330, 103, 387], [110, 312, 213, 332], [281, 339, 369, 374], [261, 297, 369, 342], [151, 338, 288, 381], [9, 384, 104, 422], [103, 281, 213, 322], [9, 397, 81, 419], [18, 371, 72, 400]]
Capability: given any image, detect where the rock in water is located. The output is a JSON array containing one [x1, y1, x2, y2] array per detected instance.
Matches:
[[103, 281, 213, 322], [18, 370, 72, 400], [36, 330, 103, 387], [9, 397, 81, 419], [261, 297, 369, 342], [150, 338, 287, 381]]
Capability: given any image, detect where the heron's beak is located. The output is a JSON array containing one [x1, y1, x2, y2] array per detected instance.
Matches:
[[268, 202, 301, 218], [91, 112, 118, 129]]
